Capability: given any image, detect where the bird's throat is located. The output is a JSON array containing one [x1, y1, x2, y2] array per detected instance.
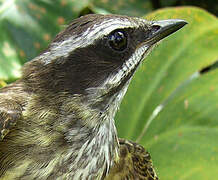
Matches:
[[57, 94, 120, 179]]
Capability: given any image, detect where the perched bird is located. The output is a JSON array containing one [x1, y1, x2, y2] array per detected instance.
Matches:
[[0, 14, 187, 179]]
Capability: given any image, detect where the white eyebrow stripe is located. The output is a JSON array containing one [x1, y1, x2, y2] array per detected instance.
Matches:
[[38, 19, 138, 65]]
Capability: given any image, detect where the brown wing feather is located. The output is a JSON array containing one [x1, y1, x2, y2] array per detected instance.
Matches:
[[106, 138, 159, 180], [0, 81, 28, 140]]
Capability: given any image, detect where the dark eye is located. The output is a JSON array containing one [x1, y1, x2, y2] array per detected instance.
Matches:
[[108, 30, 127, 51]]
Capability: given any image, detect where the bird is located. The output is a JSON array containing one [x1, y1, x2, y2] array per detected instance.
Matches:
[[0, 14, 187, 180]]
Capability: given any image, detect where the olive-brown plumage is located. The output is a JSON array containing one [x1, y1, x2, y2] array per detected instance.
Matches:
[[106, 139, 158, 180], [0, 14, 187, 179]]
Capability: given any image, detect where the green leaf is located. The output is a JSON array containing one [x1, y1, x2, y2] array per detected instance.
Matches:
[[149, 126, 218, 180], [0, 80, 7, 88], [116, 7, 218, 179], [0, 24, 22, 81], [92, 0, 153, 16], [0, 0, 92, 82]]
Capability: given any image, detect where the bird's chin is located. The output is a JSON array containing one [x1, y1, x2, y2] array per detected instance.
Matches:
[[85, 44, 153, 104], [109, 44, 153, 96], [125, 44, 154, 78]]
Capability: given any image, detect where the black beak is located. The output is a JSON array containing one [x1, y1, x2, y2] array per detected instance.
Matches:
[[148, 19, 188, 44]]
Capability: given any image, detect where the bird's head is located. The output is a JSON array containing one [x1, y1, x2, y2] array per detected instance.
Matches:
[[23, 14, 187, 112]]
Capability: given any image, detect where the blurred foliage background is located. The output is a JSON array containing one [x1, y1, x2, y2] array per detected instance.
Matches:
[[0, 0, 218, 180]]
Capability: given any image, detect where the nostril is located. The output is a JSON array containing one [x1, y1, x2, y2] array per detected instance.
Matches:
[[151, 25, 161, 33]]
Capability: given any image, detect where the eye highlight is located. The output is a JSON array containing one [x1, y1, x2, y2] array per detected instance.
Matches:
[[108, 30, 127, 51]]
